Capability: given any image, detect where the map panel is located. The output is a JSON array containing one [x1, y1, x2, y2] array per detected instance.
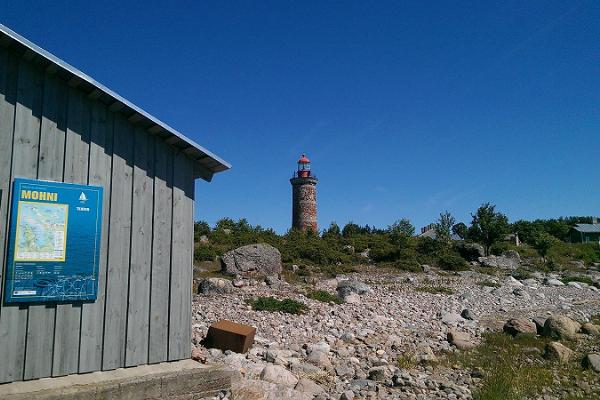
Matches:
[[4, 178, 103, 303], [15, 202, 68, 262]]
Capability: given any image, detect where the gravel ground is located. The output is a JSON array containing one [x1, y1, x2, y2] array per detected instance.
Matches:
[[192, 268, 600, 399]]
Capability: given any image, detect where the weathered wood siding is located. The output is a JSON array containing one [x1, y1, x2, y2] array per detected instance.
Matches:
[[0, 45, 195, 383]]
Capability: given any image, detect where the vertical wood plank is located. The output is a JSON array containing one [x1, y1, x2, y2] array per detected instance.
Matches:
[[125, 126, 154, 366], [0, 48, 19, 384], [168, 153, 194, 361], [24, 72, 67, 380], [148, 139, 173, 364], [102, 113, 134, 370], [0, 58, 43, 383], [52, 87, 90, 377], [79, 102, 113, 373], [0, 47, 18, 320]]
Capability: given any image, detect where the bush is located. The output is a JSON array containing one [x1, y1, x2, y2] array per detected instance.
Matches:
[[194, 245, 219, 262], [392, 258, 421, 272], [307, 290, 343, 304], [455, 242, 484, 261], [438, 252, 469, 271], [478, 280, 500, 288], [416, 286, 454, 295], [561, 275, 594, 285], [247, 297, 309, 314]]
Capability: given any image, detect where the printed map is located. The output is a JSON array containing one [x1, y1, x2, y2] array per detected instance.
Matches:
[[15, 202, 68, 261]]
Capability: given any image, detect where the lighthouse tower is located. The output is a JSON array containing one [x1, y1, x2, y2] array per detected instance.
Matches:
[[290, 154, 318, 232]]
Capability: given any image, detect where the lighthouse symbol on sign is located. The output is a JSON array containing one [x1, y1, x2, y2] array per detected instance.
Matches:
[[79, 192, 88, 202], [290, 154, 319, 232]]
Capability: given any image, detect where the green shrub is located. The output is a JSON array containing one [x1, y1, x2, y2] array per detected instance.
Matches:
[[561, 275, 594, 285], [247, 297, 309, 314], [416, 286, 454, 295], [392, 258, 421, 272], [511, 268, 532, 281], [478, 280, 500, 288], [437, 252, 469, 271], [194, 245, 219, 262], [306, 290, 343, 304]]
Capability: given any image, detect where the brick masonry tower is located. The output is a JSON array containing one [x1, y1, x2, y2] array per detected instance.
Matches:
[[290, 154, 318, 232]]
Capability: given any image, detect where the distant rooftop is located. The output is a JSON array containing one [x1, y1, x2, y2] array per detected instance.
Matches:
[[0, 24, 231, 181], [572, 224, 600, 233]]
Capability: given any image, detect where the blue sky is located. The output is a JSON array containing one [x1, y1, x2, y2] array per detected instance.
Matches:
[[2, 1, 599, 233]]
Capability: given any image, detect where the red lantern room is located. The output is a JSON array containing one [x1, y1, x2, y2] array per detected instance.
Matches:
[[297, 154, 311, 178]]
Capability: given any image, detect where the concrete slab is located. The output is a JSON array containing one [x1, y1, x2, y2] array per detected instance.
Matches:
[[0, 360, 235, 400]]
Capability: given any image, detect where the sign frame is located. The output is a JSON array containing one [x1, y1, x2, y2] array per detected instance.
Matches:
[[4, 178, 103, 303]]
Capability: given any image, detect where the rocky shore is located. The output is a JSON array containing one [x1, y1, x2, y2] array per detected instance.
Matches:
[[192, 265, 600, 399]]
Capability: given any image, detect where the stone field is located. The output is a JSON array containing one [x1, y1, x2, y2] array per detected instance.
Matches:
[[192, 267, 600, 399]]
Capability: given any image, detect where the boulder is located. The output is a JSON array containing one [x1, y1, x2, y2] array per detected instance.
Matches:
[[545, 278, 565, 287], [567, 281, 582, 289], [233, 379, 311, 400], [447, 329, 476, 350], [503, 318, 537, 336], [502, 250, 521, 261], [336, 280, 372, 298], [198, 278, 234, 294], [343, 293, 361, 304], [582, 323, 600, 335], [221, 244, 283, 277], [478, 255, 519, 269], [260, 364, 299, 388], [542, 315, 581, 340], [461, 309, 475, 320], [415, 343, 437, 362], [532, 316, 547, 334], [441, 311, 463, 326], [368, 366, 389, 382], [294, 378, 325, 395], [583, 354, 600, 372], [544, 341, 574, 363], [340, 390, 356, 400]]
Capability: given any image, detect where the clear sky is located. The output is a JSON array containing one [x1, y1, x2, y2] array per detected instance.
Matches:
[[2, 1, 599, 233]]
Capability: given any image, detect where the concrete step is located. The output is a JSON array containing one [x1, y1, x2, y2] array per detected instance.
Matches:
[[0, 360, 235, 400]]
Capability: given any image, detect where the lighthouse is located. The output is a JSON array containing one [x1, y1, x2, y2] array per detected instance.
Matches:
[[290, 154, 319, 232]]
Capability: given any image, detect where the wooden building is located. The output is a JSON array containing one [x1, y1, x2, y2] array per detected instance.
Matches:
[[0, 25, 230, 383], [570, 224, 600, 244]]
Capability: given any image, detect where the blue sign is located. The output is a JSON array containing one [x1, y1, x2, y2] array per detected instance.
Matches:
[[4, 178, 103, 303]]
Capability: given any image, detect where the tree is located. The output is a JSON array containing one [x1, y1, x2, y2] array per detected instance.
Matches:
[[215, 217, 236, 231], [435, 211, 455, 244], [323, 222, 341, 238], [468, 203, 509, 256], [532, 230, 558, 263], [194, 220, 211, 237], [342, 222, 361, 237], [452, 222, 468, 240], [388, 218, 415, 237]]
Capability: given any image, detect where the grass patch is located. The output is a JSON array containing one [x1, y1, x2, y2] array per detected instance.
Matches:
[[306, 290, 343, 304], [247, 296, 309, 314], [397, 352, 418, 369], [443, 332, 552, 400], [478, 280, 500, 288], [511, 268, 533, 281], [561, 275, 594, 286], [415, 286, 454, 295]]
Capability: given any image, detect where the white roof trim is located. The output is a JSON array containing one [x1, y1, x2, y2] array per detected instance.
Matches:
[[0, 23, 231, 180]]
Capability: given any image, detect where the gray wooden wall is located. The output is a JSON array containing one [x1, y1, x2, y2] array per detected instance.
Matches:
[[0, 45, 195, 383]]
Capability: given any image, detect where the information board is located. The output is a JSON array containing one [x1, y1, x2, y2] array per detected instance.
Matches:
[[4, 178, 103, 303]]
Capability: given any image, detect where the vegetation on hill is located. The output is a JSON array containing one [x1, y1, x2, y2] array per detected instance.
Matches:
[[194, 204, 600, 274]]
